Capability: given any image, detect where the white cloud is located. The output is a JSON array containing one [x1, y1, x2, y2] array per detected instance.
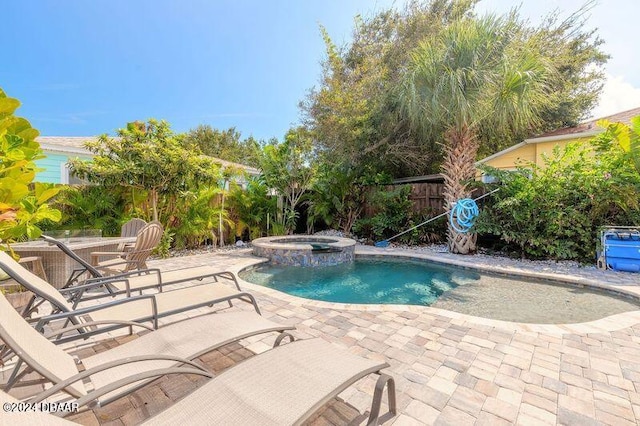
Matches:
[[591, 73, 640, 119]]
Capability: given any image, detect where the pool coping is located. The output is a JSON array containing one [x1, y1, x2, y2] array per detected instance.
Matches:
[[252, 235, 356, 251], [230, 246, 640, 335]]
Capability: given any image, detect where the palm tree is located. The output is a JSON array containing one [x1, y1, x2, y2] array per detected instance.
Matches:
[[400, 15, 553, 254]]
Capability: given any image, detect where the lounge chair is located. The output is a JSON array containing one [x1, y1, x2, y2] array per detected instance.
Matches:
[[42, 235, 244, 299], [0, 289, 295, 410], [1, 319, 395, 425], [89, 221, 163, 275], [0, 251, 262, 343]]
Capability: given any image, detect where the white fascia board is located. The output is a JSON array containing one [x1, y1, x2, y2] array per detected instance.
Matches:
[[522, 129, 602, 144], [40, 144, 94, 156]]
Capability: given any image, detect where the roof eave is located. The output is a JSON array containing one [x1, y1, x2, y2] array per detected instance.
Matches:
[[523, 129, 603, 144], [39, 144, 93, 156]]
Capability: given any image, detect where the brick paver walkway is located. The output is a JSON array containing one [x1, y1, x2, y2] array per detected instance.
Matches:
[[4, 247, 640, 425]]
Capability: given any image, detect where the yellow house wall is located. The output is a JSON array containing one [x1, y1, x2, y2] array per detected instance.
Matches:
[[483, 135, 595, 170], [534, 136, 593, 166], [483, 143, 536, 170], [476, 134, 597, 180]]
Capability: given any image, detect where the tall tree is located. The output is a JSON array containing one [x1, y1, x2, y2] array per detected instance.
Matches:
[[259, 127, 315, 234], [183, 125, 261, 168], [303, 0, 606, 177], [70, 120, 221, 223], [400, 15, 553, 254], [302, 0, 475, 176]]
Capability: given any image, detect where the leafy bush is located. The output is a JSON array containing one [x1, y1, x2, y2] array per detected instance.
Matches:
[[353, 185, 415, 242], [0, 89, 61, 248], [41, 185, 130, 236], [227, 177, 277, 240], [259, 127, 314, 234], [69, 120, 222, 223], [307, 164, 368, 235], [476, 137, 640, 261], [170, 186, 231, 249]]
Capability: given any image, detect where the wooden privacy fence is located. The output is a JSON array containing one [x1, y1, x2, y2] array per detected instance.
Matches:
[[363, 183, 446, 217]]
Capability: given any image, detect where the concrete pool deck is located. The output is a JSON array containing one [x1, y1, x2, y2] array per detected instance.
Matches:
[[5, 246, 640, 425]]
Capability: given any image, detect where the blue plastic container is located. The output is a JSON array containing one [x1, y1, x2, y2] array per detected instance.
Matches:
[[604, 232, 640, 272]]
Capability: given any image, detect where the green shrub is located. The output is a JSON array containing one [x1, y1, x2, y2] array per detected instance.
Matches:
[[154, 228, 174, 258], [42, 185, 130, 236], [476, 137, 640, 262], [170, 186, 231, 249], [227, 177, 277, 240], [306, 164, 369, 235], [353, 185, 415, 242]]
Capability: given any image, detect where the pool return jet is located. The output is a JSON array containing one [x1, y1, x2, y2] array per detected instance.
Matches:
[[374, 188, 500, 248]]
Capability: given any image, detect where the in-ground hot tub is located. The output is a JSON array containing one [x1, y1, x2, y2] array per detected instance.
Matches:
[[252, 235, 356, 266]]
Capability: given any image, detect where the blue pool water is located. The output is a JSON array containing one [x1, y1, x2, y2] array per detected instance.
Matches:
[[240, 257, 478, 305], [240, 257, 640, 323]]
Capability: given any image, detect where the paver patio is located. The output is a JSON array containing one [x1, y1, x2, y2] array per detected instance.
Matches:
[[3, 247, 640, 425]]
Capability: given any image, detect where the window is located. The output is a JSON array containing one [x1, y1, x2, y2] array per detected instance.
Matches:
[[481, 168, 526, 184], [62, 163, 90, 185]]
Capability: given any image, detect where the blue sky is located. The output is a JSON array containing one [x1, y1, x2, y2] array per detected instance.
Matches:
[[4, 0, 640, 141]]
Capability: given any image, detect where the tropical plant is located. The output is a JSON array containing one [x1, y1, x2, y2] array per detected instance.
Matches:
[[0, 89, 61, 249], [306, 163, 385, 235], [353, 185, 415, 242], [475, 139, 640, 262], [259, 127, 315, 234], [171, 186, 232, 249], [399, 15, 553, 254], [597, 116, 640, 174], [70, 120, 222, 224], [227, 176, 277, 240], [303, 0, 606, 177], [44, 185, 129, 236]]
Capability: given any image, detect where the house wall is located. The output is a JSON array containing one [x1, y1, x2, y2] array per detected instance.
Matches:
[[483, 143, 537, 170], [34, 152, 92, 184], [482, 135, 595, 171], [534, 136, 593, 165]]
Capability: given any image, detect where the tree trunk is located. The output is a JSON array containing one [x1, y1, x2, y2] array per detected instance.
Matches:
[[219, 182, 227, 247], [150, 189, 158, 222], [442, 126, 479, 254]]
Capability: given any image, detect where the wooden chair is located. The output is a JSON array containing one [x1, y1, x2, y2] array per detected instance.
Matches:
[[118, 218, 147, 251], [17, 256, 47, 281], [90, 222, 163, 275]]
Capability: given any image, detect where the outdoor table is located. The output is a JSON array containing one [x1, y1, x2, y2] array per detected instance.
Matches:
[[11, 237, 137, 289]]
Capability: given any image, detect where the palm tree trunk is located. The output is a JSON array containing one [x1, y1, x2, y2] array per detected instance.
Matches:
[[442, 126, 479, 254]]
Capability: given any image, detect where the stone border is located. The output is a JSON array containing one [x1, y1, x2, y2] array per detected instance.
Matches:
[[251, 235, 356, 267], [357, 247, 640, 302], [231, 247, 640, 335]]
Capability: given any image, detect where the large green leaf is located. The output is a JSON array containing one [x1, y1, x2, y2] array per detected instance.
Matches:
[[0, 178, 29, 201], [0, 87, 60, 245], [0, 97, 20, 116], [32, 204, 62, 222]]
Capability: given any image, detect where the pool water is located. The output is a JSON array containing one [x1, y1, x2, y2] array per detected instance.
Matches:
[[240, 257, 640, 323]]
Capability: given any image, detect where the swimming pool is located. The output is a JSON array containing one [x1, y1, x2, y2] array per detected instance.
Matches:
[[240, 257, 640, 323]]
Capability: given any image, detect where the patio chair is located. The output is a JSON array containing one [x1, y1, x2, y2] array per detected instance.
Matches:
[[117, 217, 147, 251], [0, 251, 263, 343], [1, 333, 395, 425], [0, 290, 296, 410], [89, 221, 163, 275], [41, 234, 249, 300]]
